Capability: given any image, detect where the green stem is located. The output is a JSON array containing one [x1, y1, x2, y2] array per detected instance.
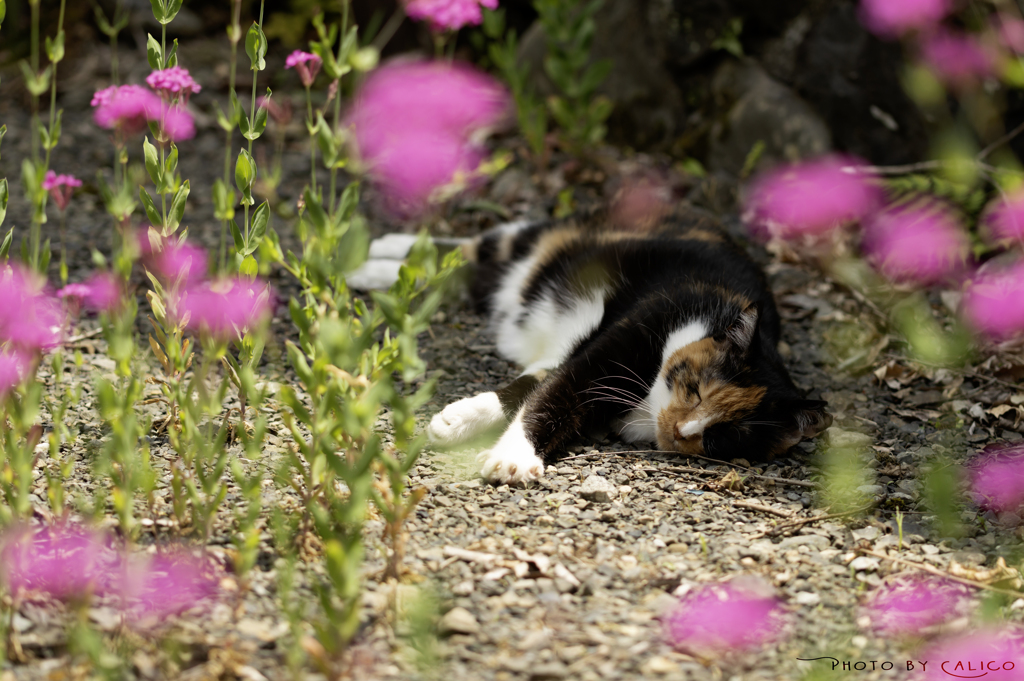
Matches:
[[220, 0, 242, 271], [29, 0, 40, 166], [244, 0, 266, 246], [306, 86, 316, 195], [161, 23, 167, 69], [111, 0, 123, 84], [43, 0, 68, 178]]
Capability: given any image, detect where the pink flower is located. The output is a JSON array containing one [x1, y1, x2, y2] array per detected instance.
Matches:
[[92, 84, 163, 135], [966, 444, 1024, 513], [0, 526, 112, 600], [917, 628, 1024, 681], [663, 578, 788, 657], [920, 30, 995, 88], [58, 273, 122, 313], [174, 279, 273, 339], [41, 170, 82, 212], [404, 0, 499, 32], [143, 238, 208, 285], [961, 261, 1024, 340], [743, 155, 881, 239], [0, 350, 31, 397], [611, 176, 673, 231], [347, 60, 509, 216], [91, 84, 194, 141], [258, 95, 292, 126], [859, 575, 971, 636], [285, 50, 322, 88], [997, 15, 1024, 55], [982, 192, 1024, 248], [145, 66, 201, 102], [858, 0, 950, 39], [0, 266, 63, 350], [119, 551, 218, 620], [862, 203, 971, 286]]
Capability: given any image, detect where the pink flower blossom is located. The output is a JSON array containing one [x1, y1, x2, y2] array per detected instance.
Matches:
[[0, 526, 112, 600], [982, 191, 1024, 248], [347, 60, 509, 216], [91, 84, 194, 141], [859, 575, 971, 636], [174, 279, 273, 339], [966, 444, 1024, 513], [258, 95, 293, 126], [858, 0, 949, 39], [145, 66, 202, 102], [404, 0, 499, 32], [119, 551, 218, 620], [0, 350, 31, 397], [41, 170, 82, 212], [285, 50, 322, 88], [862, 203, 971, 286], [0, 266, 63, 350], [663, 578, 788, 657], [918, 628, 1024, 681], [143, 238, 208, 285], [92, 84, 163, 135], [921, 30, 995, 88], [58, 273, 121, 313], [961, 261, 1024, 340], [611, 176, 673, 231], [743, 156, 881, 239]]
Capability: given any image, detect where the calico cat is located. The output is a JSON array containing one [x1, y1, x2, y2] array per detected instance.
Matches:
[[354, 209, 832, 484]]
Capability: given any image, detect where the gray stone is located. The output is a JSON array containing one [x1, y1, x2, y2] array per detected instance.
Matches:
[[440, 607, 480, 636], [579, 475, 619, 503]]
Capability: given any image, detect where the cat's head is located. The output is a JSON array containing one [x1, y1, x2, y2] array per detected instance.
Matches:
[[654, 305, 831, 459]]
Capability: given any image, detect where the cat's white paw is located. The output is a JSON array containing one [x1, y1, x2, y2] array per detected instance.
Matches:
[[479, 420, 545, 484], [428, 392, 505, 446]]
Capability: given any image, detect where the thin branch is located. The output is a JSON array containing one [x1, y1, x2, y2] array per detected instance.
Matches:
[[977, 120, 1024, 161], [859, 548, 1024, 599], [732, 500, 793, 517]]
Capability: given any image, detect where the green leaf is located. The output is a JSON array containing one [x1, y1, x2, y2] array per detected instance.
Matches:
[[235, 148, 256, 205], [239, 254, 258, 278], [0, 178, 7, 228], [139, 187, 162, 226], [251, 99, 268, 140], [164, 143, 179, 187], [162, 0, 183, 25], [245, 22, 267, 72], [166, 38, 179, 68], [213, 101, 233, 132], [0, 227, 11, 261], [44, 110, 62, 151], [167, 180, 189, 232], [19, 61, 51, 97], [315, 114, 337, 167], [246, 200, 270, 255], [212, 179, 235, 221], [93, 5, 113, 35], [337, 182, 359, 223], [45, 30, 65, 64], [334, 215, 370, 275], [146, 33, 163, 71], [229, 219, 245, 254], [303, 186, 329, 236], [0, 0, 6, 30], [148, 0, 166, 23], [143, 136, 161, 187]]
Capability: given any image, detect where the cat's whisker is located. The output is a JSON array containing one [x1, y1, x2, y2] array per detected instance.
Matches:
[[607, 362, 653, 391]]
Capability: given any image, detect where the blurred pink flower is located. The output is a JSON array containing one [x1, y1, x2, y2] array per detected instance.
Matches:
[[174, 278, 273, 339], [41, 170, 82, 212], [0, 526, 112, 600], [146, 66, 202, 102], [0, 350, 31, 397], [611, 176, 673, 231], [859, 575, 970, 636], [404, 0, 499, 32], [663, 578, 788, 657], [259, 95, 293, 126], [743, 155, 881, 239], [966, 444, 1024, 513], [862, 203, 971, 286], [997, 15, 1024, 54], [0, 266, 63, 350], [92, 83, 194, 141], [92, 84, 163, 135], [119, 551, 218, 620], [961, 261, 1024, 340], [58, 273, 122, 313], [921, 30, 995, 88], [918, 628, 1024, 681], [347, 60, 509, 215], [143, 238, 208, 285], [982, 191, 1024, 248], [858, 0, 949, 39], [285, 50, 322, 88]]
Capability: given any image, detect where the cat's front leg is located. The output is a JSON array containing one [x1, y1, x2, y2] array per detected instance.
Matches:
[[479, 414, 545, 485]]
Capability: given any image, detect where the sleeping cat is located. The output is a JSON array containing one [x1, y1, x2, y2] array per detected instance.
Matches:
[[353, 208, 832, 484]]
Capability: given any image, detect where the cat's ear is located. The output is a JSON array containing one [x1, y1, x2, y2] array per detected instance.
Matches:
[[726, 304, 758, 351]]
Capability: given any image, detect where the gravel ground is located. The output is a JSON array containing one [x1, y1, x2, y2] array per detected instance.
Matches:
[[1, 32, 1024, 681]]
